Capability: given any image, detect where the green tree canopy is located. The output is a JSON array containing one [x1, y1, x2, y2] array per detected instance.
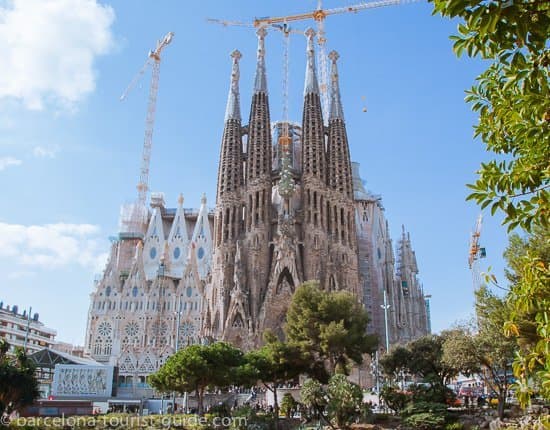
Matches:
[[431, 0, 549, 232], [502, 226, 550, 405], [285, 281, 378, 378], [0, 340, 39, 417], [244, 332, 309, 428], [148, 342, 244, 414], [443, 286, 517, 418]]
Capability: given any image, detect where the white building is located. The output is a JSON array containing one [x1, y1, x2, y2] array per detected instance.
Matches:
[[0, 302, 57, 354]]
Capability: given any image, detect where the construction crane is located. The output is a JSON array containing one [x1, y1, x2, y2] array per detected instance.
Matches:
[[120, 31, 174, 207], [210, 0, 418, 118], [468, 214, 486, 290]]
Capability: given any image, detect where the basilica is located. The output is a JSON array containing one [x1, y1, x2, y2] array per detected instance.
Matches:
[[85, 28, 430, 395]]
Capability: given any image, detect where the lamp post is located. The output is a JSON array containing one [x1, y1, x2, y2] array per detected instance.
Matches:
[[380, 289, 391, 353], [173, 301, 182, 414]]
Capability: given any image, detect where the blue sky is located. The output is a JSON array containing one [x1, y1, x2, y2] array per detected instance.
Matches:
[[0, 0, 509, 344]]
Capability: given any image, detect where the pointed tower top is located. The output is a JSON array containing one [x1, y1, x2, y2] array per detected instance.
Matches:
[[201, 193, 207, 205], [178, 193, 184, 207], [328, 50, 344, 121], [225, 49, 242, 121], [253, 28, 268, 93], [304, 28, 319, 95]]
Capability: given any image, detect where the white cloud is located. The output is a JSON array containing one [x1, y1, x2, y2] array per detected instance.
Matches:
[[0, 0, 115, 110], [0, 156, 22, 170], [33, 145, 59, 158], [0, 222, 108, 272]]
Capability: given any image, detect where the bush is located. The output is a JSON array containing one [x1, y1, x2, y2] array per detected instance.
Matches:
[[280, 393, 298, 418], [403, 412, 446, 429], [402, 401, 448, 417], [410, 383, 456, 404], [380, 385, 410, 413], [444, 423, 465, 430]]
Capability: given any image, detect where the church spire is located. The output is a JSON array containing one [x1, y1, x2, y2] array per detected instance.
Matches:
[[328, 50, 344, 121], [301, 27, 325, 181], [217, 50, 244, 201], [304, 28, 319, 95], [253, 28, 268, 93], [225, 50, 242, 121]]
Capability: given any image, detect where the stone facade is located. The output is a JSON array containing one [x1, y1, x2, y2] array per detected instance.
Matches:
[[85, 28, 431, 387]]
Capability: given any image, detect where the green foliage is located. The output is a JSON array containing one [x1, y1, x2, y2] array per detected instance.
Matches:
[[0, 340, 39, 417], [285, 281, 378, 377], [444, 422, 465, 430], [502, 227, 550, 406], [280, 393, 298, 419], [402, 401, 448, 417], [443, 287, 516, 418], [300, 375, 363, 429], [300, 378, 327, 420], [403, 412, 446, 430], [381, 335, 459, 390], [326, 374, 363, 429], [379, 385, 410, 413], [148, 342, 244, 415], [431, 0, 549, 233], [244, 332, 308, 426]]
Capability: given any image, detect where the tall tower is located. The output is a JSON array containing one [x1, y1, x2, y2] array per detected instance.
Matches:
[[325, 50, 359, 295], [209, 49, 245, 338], [243, 28, 273, 331], [301, 28, 329, 284]]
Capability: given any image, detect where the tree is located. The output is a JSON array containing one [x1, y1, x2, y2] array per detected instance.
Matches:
[[0, 340, 39, 417], [280, 393, 298, 419], [380, 334, 458, 404], [148, 342, 244, 415], [300, 375, 363, 430], [244, 332, 309, 429], [502, 226, 550, 405], [443, 287, 517, 418], [285, 281, 378, 377], [431, 0, 549, 233], [326, 374, 363, 429]]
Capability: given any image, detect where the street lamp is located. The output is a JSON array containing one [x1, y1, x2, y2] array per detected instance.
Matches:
[[173, 301, 182, 414], [380, 289, 391, 353]]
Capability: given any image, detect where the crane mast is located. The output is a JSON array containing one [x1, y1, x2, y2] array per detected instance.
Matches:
[[209, 0, 418, 121], [468, 214, 486, 290], [121, 32, 174, 207]]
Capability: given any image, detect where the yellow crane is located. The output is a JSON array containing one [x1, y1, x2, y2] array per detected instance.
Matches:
[[468, 214, 486, 290], [209, 0, 419, 118]]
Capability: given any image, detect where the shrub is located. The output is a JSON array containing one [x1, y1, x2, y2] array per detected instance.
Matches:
[[403, 412, 446, 429], [280, 393, 298, 419], [444, 423, 465, 430], [380, 385, 410, 413], [402, 400, 448, 417]]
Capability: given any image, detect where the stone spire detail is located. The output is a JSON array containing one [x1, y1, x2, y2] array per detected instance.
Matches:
[[225, 50, 242, 121], [328, 51, 344, 121], [301, 27, 325, 180], [217, 50, 244, 200], [253, 28, 268, 94], [304, 28, 319, 95], [326, 50, 353, 199]]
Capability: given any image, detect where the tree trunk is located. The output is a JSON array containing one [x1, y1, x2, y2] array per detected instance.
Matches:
[[197, 386, 204, 416], [272, 384, 279, 430], [497, 391, 506, 420]]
